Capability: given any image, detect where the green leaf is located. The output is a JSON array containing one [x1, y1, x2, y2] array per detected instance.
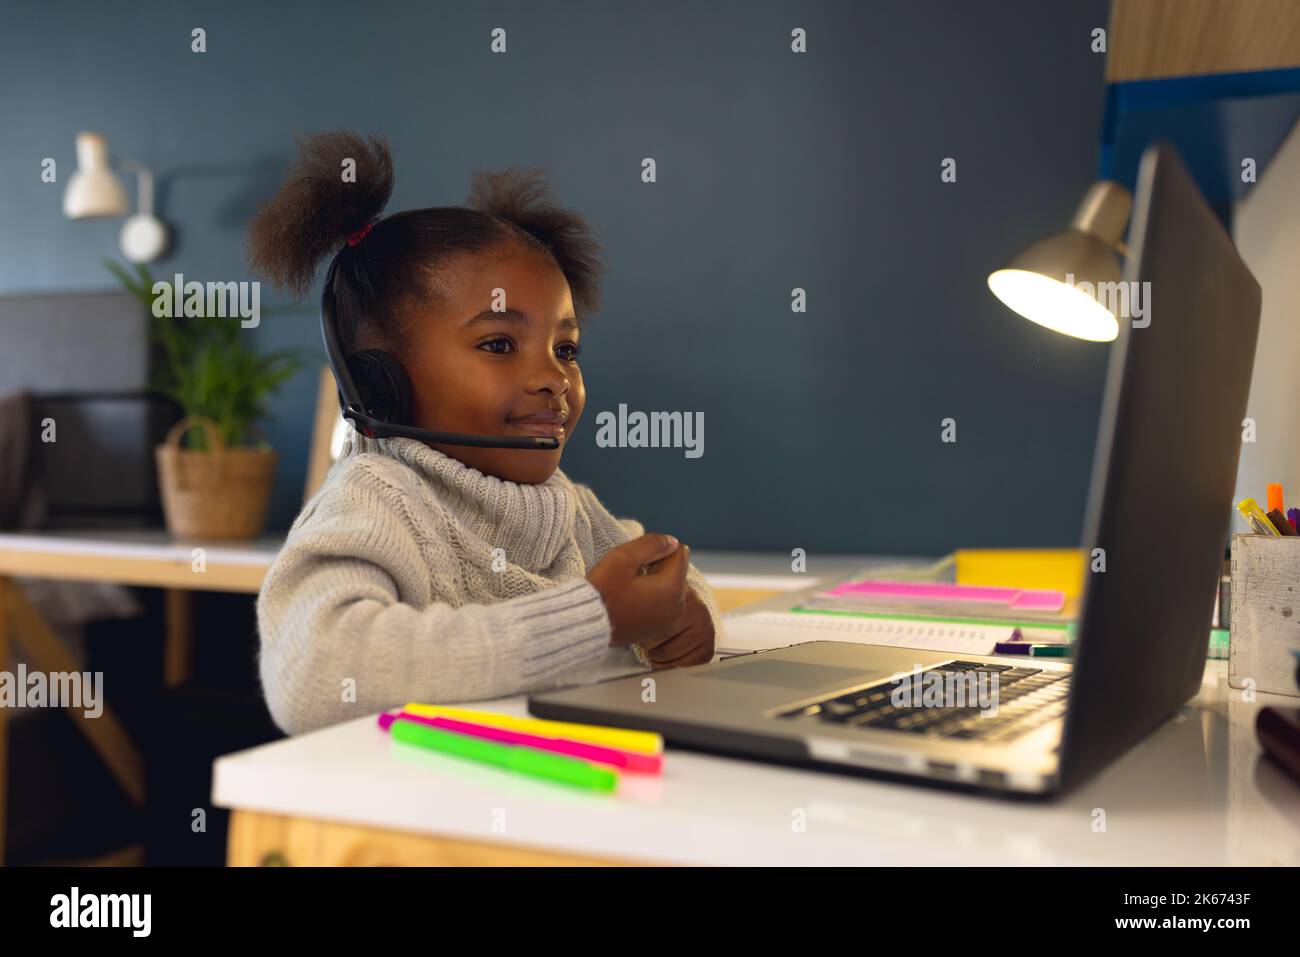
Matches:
[[104, 260, 313, 446]]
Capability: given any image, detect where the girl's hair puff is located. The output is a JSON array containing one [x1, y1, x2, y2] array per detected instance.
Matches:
[[247, 130, 603, 353]]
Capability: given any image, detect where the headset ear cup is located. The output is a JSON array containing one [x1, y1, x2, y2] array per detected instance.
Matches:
[[347, 350, 413, 425]]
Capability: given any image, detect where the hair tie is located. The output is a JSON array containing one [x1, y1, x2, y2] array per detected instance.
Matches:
[[345, 222, 373, 247]]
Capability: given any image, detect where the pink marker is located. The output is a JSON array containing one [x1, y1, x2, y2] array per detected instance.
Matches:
[[376, 711, 662, 774]]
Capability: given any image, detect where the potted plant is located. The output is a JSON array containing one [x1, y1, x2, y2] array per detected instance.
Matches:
[[106, 260, 310, 539]]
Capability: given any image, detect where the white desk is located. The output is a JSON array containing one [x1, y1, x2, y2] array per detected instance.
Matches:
[[0, 529, 886, 865], [211, 659, 1300, 867]]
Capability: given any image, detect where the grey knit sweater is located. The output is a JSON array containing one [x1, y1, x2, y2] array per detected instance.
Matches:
[[256, 428, 724, 735]]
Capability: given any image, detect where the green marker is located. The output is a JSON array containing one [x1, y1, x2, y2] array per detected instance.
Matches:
[[390, 717, 618, 793], [1030, 644, 1071, 657]]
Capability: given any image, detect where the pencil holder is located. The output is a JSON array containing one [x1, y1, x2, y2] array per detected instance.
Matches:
[[1229, 533, 1300, 698]]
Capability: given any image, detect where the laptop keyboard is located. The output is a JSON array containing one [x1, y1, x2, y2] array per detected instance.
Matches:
[[776, 660, 1070, 743]]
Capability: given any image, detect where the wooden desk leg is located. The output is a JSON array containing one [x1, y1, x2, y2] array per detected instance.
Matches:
[[0, 579, 145, 807], [163, 589, 195, 689], [0, 584, 10, 866]]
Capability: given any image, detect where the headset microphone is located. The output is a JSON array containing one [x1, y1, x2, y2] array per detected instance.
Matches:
[[320, 254, 559, 450]]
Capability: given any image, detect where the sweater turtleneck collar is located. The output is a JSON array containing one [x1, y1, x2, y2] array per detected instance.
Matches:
[[341, 429, 578, 573]]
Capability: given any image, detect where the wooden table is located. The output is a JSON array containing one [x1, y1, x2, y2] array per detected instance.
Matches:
[[0, 529, 280, 864]]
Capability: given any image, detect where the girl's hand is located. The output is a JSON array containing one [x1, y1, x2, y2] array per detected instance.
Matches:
[[645, 588, 716, 669], [586, 534, 690, 649]]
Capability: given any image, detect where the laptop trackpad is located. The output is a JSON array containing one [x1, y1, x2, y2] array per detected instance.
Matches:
[[694, 659, 870, 690]]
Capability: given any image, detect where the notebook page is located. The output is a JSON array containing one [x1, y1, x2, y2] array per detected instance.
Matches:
[[718, 610, 1013, 656]]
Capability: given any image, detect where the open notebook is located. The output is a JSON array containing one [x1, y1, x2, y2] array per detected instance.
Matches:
[[717, 610, 1026, 657], [717, 608, 1229, 661]]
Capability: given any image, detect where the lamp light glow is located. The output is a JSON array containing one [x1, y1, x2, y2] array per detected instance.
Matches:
[[987, 268, 1120, 342], [988, 180, 1133, 342]]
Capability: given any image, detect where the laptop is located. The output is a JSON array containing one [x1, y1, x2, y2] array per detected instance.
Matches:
[[529, 143, 1263, 796]]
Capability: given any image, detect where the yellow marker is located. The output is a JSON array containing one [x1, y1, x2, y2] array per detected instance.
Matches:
[[403, 704, 663, 755], [1237, 497, 1282, 536]]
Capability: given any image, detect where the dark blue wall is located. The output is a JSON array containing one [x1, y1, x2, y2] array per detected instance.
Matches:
[[1, 0, 1113, 554]]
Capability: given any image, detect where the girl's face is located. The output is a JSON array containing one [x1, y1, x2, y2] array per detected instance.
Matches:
[[400, 242, 586, 484]]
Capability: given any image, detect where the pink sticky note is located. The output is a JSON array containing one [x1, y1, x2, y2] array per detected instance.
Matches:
[[825, 580, 1064, 612]]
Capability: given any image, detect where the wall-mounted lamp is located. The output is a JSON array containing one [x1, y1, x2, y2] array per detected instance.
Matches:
[[987, 180, 1132, 342], [62, 132, 171, 264]]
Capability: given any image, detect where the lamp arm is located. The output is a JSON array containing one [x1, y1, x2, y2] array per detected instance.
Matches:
[[117, 157, 155, 217], [1069, 180, 1131, 252]]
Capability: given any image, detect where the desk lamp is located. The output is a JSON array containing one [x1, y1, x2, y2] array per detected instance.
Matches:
[[987, 180, 1132, 342], [62, 132, 170, 264]]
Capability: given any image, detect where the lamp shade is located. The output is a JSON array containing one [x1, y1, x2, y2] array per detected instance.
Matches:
[[988, 180, 1132, 342], [62, 132, 129, 218], [987, 230, 1124, 341]]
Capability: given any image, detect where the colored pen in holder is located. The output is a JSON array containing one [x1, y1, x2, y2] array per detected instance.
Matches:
[[1237, 498, 1282, 536]]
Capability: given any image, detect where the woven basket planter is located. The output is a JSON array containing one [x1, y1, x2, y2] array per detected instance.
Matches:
[[155, 415, 277, 540]]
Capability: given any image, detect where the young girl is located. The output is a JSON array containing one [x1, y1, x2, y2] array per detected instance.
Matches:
[[248, 132, 722, 735]]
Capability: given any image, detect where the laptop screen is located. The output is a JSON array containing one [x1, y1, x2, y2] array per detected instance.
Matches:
[[1061, 142, 1262, 788]]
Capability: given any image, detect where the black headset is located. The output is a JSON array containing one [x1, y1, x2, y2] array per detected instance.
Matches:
[[320, 252, 559, 450]]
